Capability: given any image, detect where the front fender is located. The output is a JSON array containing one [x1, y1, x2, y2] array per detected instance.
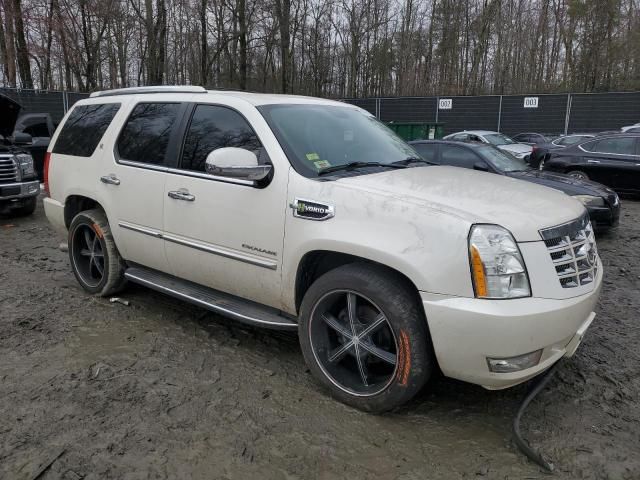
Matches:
[[281, 175, 475, 312]]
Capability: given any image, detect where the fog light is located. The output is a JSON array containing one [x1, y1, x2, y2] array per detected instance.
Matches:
[[487, 349, 543, 373], [27, 184, 39, 194]]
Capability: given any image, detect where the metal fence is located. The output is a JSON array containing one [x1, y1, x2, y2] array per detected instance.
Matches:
[[0, 88, 89, 123], [344, 92, 640, 136]]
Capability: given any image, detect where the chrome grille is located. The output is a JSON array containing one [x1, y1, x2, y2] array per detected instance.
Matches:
[[0, 156, 18, 184], [539, 213, 598, 288]]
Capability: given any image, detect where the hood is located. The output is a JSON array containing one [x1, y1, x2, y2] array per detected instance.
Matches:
[[0, 93, 21, 138], [336, 166, 586, 242], [506, 170, 613, 197], [497, 143, 532, 155]]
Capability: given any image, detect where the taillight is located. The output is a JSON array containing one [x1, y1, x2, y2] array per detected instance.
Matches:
[[44, 152, 51, 197]]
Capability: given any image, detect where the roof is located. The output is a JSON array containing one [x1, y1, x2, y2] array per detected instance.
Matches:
[[86, 85, 347, 108], [454, 130, 500, 135]]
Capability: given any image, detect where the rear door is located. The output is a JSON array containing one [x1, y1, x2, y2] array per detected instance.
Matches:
[[105, 101, 188, 272]]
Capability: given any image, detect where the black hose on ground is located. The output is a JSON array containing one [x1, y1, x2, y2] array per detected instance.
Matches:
[[513, 361, 562, 472]]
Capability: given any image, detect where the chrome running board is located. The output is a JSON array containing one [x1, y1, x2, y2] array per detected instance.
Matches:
[[124, 266, 298, 331]]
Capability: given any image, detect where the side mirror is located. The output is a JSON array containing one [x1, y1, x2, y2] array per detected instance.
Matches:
[[205, 147, 271, 181], [473, 161, 489, 172], [13, 132, 33, 145]]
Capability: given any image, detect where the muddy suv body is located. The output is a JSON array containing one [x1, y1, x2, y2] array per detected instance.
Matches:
[[0, 94, 39, 216], [44, 86, 602, 412]]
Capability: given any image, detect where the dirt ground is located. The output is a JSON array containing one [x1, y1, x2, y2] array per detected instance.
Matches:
[[1, 197, 639, 480]]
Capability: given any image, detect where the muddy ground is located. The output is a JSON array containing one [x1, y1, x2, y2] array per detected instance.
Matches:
[[1, 197, 639, 480]]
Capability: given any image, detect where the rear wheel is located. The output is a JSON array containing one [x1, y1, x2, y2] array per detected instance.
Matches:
[[299, 263, 433, 413], [68, 209, 126, 296], [566, 170, 589, 181]]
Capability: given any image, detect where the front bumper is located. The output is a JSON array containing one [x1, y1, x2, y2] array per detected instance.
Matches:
[[587, 201, 620, 229], [0, 180, 40, 201], [421, 266, 602, 389]]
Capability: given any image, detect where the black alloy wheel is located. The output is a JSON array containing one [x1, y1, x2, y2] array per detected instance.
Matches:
[[71, 223, 105, 288], [68, 209, 126, 296], [309, 289, 399, 396]]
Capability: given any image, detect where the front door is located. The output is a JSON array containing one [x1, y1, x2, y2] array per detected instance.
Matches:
[[163, 104, 288, 308]]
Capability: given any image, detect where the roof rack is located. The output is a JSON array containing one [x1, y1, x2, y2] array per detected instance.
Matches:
[[90, 86, 207, 98]]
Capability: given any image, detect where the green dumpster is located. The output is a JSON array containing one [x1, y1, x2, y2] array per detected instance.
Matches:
[[387, 122, 445, 141]]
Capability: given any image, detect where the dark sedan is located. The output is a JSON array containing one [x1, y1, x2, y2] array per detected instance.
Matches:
[[528, 134, 596, 169], [409, 140, 621, 229], [542, 133, 640, 197]]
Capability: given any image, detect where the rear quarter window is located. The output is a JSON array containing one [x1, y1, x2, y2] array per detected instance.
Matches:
[[52, 103, 120, 157]]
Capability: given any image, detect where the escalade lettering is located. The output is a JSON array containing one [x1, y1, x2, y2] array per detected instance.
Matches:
[[242, 244, 277, 256]]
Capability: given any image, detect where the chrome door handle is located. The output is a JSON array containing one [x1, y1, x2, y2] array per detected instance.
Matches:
[[168, 190, 195, 202], [586, 160, 600, 164], [100, 174, 120, 185]]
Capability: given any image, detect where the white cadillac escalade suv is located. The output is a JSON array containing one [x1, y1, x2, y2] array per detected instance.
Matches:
[[44, 86, 602, 412]]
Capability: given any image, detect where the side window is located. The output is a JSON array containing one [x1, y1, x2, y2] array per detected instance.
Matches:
[[117, 103, 181, 165], [412, 143, 438, 162], [53, 103, 120, 157], [180, 105, 262, 173], [592, 137, 636, 155], [440, 145, 479, 168]]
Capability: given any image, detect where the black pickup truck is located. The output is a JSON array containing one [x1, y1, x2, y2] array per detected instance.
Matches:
[[0, 94, 40, 217]]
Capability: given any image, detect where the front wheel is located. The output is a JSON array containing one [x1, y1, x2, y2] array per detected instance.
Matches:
[[566, 170, 589, 181], [5, 196, 37, 217], [68, 209, 126, 296], [299, 263, 433, 413]]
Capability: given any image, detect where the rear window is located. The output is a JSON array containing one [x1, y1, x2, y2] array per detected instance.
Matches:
[[52, 103, 120, 157]]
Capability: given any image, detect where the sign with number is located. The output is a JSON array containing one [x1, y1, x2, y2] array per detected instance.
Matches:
[[524, 97, 539, 108], [438, 98, 453, 110]]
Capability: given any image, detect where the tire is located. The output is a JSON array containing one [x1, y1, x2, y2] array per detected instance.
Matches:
[[68, 209, 126, 296], [566, 170, 589, 181], [299, 263, 433, 413], [7, 196, 37, 217]]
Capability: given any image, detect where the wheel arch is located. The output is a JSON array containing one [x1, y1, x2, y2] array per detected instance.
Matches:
[[294, 250, 424, 317], [64, 194, 105, 228]]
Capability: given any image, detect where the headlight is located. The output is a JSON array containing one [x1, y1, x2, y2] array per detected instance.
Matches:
[[573, 195, 605, 207], [15, 153, 35, 178], [469, 224, 531, 299]]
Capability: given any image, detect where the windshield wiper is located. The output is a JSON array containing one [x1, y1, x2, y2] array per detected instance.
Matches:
[[391, 157, 437, 166], [318, 161, 407, 176]]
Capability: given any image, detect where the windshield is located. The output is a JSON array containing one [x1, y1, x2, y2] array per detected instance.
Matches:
[[483, 133, 516, 146], [476, 145, 529, 172], [258, 104, 420, 178]]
